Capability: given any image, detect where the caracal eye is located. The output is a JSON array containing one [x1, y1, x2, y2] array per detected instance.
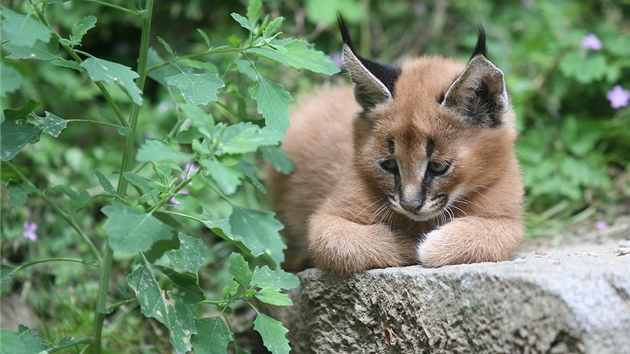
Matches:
[[380, 159, 398, 173], [428, 160, 450, 175]]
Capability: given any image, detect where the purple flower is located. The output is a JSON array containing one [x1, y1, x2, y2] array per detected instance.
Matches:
[[23, 222, 38, 242], [595, 220, 608, 230], [330, 52, 343, 69], [170, 188, 190, 205], [606, 85, 630, 109], [581, 34, 602, 51]]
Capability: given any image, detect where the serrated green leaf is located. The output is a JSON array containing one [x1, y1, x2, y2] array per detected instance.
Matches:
[[0, 116, 42, 161], [3, 99, 39, 119], [201, 157, 243, 195], [0, 326, 47, 354], [1, 264, 16, 293], [251, 77, 293, 133], [166, 233, 207, 274], [7, 180, 28, 206], [260, 146, 295, 174], [229, 252, 252, 287], [126, 265, 197, 354], [192, 317, 234, 354], [165, 72, 225, 105], [247, 47, 289, 67], [255, 288, 293, 306], [0, 62, 23, 97], [251, 266, 299, 291], [218, 123, 283, 155], [180, 103, 214, 138], [71, 15, 97, 45], [136, 140, 192, 163], [102, 203, 174, 254], [93, 170, 117, 196], [274, 39, 340, 75], [229, 206, 285, 267], [80, 57, 143, 105], [231, 12, 254, 33], [31, 111, 67, 137], [147, 48, 180, 86], [253, 313, 290, 354], [1, 6, 52, 47], [4, 39, 60, 60]]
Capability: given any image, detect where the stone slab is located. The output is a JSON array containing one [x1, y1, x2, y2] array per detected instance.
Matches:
[[268, 242, 630, 353]]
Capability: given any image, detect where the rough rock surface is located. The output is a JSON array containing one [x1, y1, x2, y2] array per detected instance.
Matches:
[[268, 242, 630, 353]]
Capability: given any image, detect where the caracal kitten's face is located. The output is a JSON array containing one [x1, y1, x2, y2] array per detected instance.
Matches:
[[352, 59, 516, 225]]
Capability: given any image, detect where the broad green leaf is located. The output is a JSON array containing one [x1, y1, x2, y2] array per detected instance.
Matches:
[[235, 159, 266, 193], [4, 39, 60, 60], [80, 57, 143, 105], [255, 288, 293, 306], [126, 265, 197, 354], [166, 233, 207, 274], [229, 252, 252, 287], [51, 58, 85, 72], [0, 326, 47, 354], [101, 203, 174, 254], [165, 72, 225, 105], [123, 171, 152, 194], [0, 62, 23, 97], [247, 47, 289, 67], [147, 48, 180, 86], [136, 140, 192, 163], [153, 265, 205, 303], [251, 266, 299, 291], [559, 51, 607, 84], [251, 78, 293, 133], [0, 116, 41, 161], [180, 103, 214, 138], [275, 39, 340, 75], [3, 99, 39, 119], [117, 126, 132, 136], [201, 157, 243, 196], [229, 206, 285, 266], [93, 170, 117, 196], [0, 6, 51, 47], [218, 123, 283, 155], [1, 264, 16, 293], [192, 317, 234, 354], [231, 12, 254, 33], [222, 279, 240, 299], [260, 146, 295, 174], [31, 111, 67, 137], [235, 58, 257, 81], [7, 181, 28, 206], [246, 0, 262, 25], [253, 313, 290, 354]]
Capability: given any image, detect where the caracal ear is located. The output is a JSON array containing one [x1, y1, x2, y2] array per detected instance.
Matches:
[[442, 27, 509, 128], [338, 15, 400, 111]]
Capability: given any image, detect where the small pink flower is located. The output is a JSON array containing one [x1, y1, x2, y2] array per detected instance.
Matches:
[[170, 188, 190, 205], [581, 34, 602, 51], [181, 163, 199, 180], [595, 220, 608, 230], [23, 222, 38, 242], [606, 85, 630, 109]]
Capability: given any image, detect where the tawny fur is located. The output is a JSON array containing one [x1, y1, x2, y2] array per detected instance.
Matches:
[[267, 54, 524, 275]]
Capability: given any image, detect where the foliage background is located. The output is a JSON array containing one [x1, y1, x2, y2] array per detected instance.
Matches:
[[1, 0, 629, 352]]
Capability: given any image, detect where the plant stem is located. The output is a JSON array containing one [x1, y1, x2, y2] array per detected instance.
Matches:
[[12, 257, 98, 274], [91, 1, 154, 353], [48, 337, 95, 353], [5, 162, 101, 262], [146, 46, 239, 73]]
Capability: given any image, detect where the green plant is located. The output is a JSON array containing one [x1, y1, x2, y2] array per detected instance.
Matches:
[[1, 0, 338, 353]]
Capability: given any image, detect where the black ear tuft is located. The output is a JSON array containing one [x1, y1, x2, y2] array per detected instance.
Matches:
[[470, 25, 487, 60], [337, 13, 401, 107]]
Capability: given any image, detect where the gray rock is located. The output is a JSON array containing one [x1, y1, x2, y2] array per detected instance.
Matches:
[[268, 243, 630, 353]]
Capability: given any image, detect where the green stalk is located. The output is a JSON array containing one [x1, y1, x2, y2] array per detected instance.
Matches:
[[91, 1, 154, 352], [5, 162, 101, 262]]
